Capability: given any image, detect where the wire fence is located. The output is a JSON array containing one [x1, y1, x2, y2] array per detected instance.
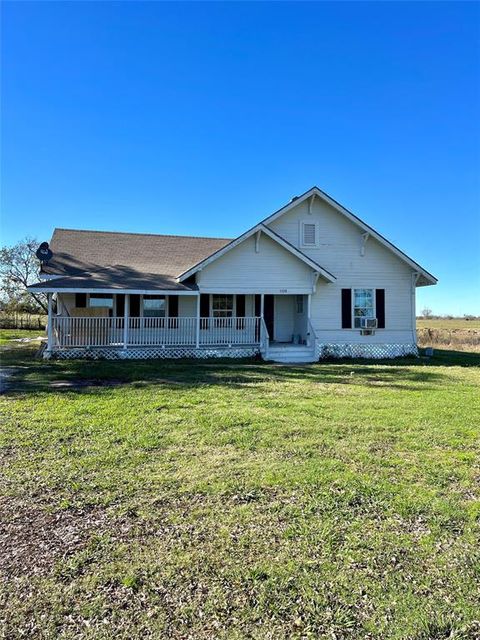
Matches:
[[0, 313, 47, 330]]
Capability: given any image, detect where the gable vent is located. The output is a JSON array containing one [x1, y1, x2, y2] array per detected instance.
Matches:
[[302, 223, 317, 246]]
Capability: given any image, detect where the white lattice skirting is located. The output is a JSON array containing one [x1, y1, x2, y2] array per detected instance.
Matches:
[[48, 343, 417, 361], [316, 343, 418, 360], [49, 346, 261, 360]]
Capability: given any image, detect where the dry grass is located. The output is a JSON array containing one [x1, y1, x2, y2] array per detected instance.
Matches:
[[417, 319, 480, 330], [417, 320, 480, 353]]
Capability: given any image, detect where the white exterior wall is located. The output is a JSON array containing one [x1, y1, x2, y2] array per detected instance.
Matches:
[[57, 293, 201, 318], [57, 293, 256, 320], [197, 235, 314, 293], [58, 293, 76, 315], [268, 198, 416, 344], [178, 295, 197, 317]]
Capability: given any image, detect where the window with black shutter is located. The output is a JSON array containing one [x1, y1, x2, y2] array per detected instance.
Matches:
[[75, 293, 87, 308], [168, 295, 179, 328], [169, 295, 179, 317], [129, 295, 140, 317], [376, 289, 385, 329], [236, 294, 246, 329], [116, 294, 125, 318], [341, 289, 352, 328], [200, 294, 210, 329]]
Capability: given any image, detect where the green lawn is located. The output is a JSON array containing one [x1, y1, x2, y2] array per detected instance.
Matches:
[[1, 340, 479, 639], [0, 328, 45, 345]]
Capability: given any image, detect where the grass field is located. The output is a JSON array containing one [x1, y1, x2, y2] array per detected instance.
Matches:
[[417, 318, 480, 330], [1, 333, 479, 639], [416, 319, 480, 353]]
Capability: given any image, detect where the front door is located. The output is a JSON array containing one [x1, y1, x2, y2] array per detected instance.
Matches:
[[264, 295, 274, 339]]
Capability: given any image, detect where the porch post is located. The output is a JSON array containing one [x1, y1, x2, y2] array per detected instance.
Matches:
[[260, 294, 264, 318], [307, 293, 312, 346], [123, 294, 129, 349], [195, 294, 200, 348], [46, 292, 53, 352]]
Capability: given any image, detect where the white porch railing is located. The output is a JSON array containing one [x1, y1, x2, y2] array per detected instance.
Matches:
[[52, 316, 261, 349], [259, 317, 269, 358]]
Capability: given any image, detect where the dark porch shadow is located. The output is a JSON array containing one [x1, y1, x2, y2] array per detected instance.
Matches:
[[2, 346, 477, 397]]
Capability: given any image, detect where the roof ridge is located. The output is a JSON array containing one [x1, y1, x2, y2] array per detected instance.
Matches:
[[53, 228, 232, 241]]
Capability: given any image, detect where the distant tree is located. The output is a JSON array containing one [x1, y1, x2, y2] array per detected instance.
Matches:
[[421, 307, 433, 319], [0, 237, 48, 313]]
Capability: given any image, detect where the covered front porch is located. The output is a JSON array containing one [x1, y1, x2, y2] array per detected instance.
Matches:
[[45, 291, 315, 358]]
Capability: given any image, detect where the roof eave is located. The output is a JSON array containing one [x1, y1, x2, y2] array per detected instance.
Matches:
[[27, 284, 199, 295], [261, 186, 438, 286]]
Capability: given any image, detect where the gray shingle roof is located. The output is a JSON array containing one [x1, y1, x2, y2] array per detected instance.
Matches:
[[36, 228, 232, 291]]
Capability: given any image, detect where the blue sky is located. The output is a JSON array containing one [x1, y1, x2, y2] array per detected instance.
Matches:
[[2, 1, 479, 315]]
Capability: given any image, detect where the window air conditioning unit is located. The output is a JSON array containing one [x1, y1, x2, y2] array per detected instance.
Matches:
[[360, 317, 378, 329]]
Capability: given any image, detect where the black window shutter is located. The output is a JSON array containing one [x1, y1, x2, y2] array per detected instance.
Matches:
[[254, 294, 261, 317], [236, 294, 246, 329], [169, 295, 179, 317], [116, 294, 125, 317], [236, 295, 246, 317], [376, 289, 385, 329], [130, 294, 140, 317], [75, 293, 87, 308], [341, 289, 352, 329], [200, 294, 210, 317]]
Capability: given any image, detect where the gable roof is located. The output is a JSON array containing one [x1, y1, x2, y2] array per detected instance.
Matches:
[[30, 186, 436, 293], [261, 186, 437, 286], [41, 228, 231, 281], [177, 223, 336, 283]]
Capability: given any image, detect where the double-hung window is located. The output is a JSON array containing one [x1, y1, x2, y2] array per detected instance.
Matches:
[[143, 295, 166, 318], [212, 295, 234, 318], [353, 289, 374, 328], [89, 294, 114, 317], [89, 294, 113, 309]]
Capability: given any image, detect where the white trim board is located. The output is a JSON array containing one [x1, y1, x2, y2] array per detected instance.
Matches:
[[27, 287, 200, 296]]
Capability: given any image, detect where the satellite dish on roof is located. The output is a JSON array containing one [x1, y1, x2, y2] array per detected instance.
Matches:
[[36, 241, 53, 263]]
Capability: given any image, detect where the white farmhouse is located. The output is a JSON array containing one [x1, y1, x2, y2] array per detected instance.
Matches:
[[29, 186, 437, 362]]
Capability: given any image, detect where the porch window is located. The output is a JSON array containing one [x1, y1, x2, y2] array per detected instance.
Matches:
[[212, 295, 234, 318], [143, 295, 166, 318], [296, 295, 304, 314], [89, 294, 113, 310], [353, 289, 374, 328]]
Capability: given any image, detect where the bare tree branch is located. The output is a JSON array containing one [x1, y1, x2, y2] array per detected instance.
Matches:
[[0, 237, 48, 314]]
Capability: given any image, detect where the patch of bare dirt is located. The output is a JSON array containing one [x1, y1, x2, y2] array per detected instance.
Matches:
[[0, 497, 113, 578], [48, 378, 127, 389]]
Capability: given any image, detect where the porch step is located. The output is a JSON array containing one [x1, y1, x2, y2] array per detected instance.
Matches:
[[266, 345, 317, 364]]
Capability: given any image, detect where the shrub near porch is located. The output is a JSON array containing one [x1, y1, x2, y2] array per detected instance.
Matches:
[[1, 342, 479, 639]]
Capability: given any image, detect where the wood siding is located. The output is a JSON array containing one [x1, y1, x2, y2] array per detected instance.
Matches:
[[197, 235, 314, 293], [267, 197, 416, 343]]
